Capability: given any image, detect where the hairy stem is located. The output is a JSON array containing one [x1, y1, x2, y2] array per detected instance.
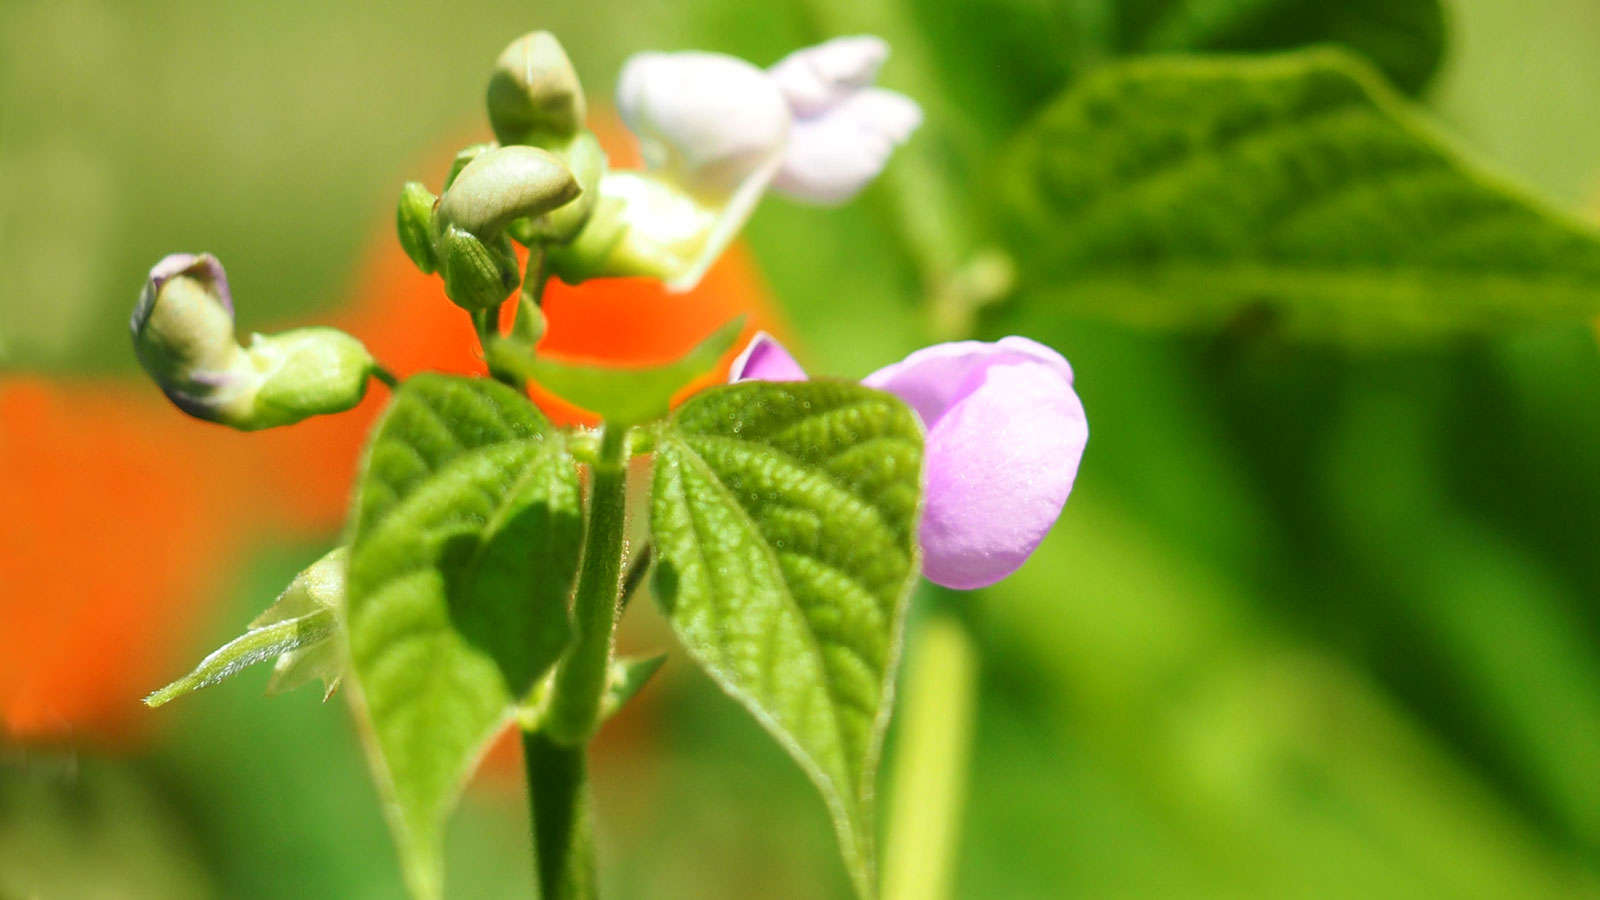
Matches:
[[523, 729, 598, 900], [882, 602, 978, 900], [543, 423, 629, 744]]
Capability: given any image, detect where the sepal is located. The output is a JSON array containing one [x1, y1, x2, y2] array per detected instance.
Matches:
[[145, 548, 348, 707], [397, 182, 439, 273]]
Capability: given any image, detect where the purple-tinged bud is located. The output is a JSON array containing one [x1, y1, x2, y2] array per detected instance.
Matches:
[[132, 253, 256, 423], [133, 254, 377, 429]]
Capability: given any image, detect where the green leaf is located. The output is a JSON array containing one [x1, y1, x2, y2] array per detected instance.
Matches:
[[487, 316, 746, 425], [145, 611, 335, 708], [649, 380, 924, 899], [996, 48, 1600, 342], [345, 373, 581, 900], [598, 653, 668, 721], [145, 548, 347, 707], [1115, 0, 1445, 94], [248, 546, 350, 698]]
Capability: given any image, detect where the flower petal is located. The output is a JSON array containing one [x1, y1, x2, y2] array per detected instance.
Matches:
[[864, 337, 1084, 589], [916, 357, 1087, 589], [729, 331, 807, 382], [860, 336, 1071, 427], [616, 50, 791, 197], [770, 88, 922, 206], [768, 35, 890, 117], [133, 253, 231, 336]]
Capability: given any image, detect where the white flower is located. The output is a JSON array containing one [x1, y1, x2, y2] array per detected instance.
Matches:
[[604, 36, 920, 290], [768, 36, 923, 205], [617, 51, 792, 199]]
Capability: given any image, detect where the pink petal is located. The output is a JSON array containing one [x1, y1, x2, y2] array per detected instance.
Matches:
[[860, 336, 1072, 427], [866, 338, 1085, 589], [729, 331, 807, 382]]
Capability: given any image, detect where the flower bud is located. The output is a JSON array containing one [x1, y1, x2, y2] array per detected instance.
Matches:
[[437, 145, 581, 237], [435, 224, 521, 310], [244, 327, 376, 430], [511, 294, 548, 345], [132, 253, 256, 423], [487, 31, 587, 147], [508, 130, 607, 245], [396, 181, 439, 273], [444, 142, 494, 191], [132, 254, 377, 430]]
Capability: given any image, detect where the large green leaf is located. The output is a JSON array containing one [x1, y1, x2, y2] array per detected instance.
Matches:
[[995, 48, 1600, 342], [346, 373, 581, 900], [649, 380, 923, 899], [1114, 0, 1445, 94]]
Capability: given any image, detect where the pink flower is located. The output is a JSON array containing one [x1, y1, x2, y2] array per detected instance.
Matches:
[[730, 333, 1087, 589]]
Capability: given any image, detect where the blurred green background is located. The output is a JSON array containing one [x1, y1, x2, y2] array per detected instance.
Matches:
[[4, 0, 1600, 897]]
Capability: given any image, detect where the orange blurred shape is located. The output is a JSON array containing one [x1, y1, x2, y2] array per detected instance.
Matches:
[[0, 382, 245, 745], [1, 120, 783, 748]]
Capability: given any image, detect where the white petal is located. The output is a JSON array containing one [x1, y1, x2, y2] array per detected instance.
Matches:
[[616, 50, 791, 197], [768, 35, 889, 117], [771, 88, 923, 205]]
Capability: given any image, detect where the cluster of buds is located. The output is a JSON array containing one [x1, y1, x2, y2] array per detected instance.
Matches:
[[396, 31, 921, 300], [131, 254, 377, 430]]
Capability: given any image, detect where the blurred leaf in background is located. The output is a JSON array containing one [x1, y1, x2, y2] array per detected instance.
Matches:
[[4, 0, 1600, 898]]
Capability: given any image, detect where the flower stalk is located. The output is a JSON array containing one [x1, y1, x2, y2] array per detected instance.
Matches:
[[882, 596, 978, 900]]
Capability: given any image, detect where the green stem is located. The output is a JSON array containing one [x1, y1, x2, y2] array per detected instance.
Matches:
[[522, 729, 598, 900], [882, 602, 978, 900], [372, 366, 400, 389], [543, 423, 629, 744], [521, 423, 628, 898], [473, 305, 525, 391]]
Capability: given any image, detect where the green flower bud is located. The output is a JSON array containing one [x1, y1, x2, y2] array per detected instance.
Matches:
[[244, 327, 376, 430], [509, 130, 607, 246], [396, 182, 439, 273], [444, 142, 494, 191], [436, 224, 521, 310], [511, 294, 547, 345], [132, 254, 376, 430], [437, 145, 580, 237], [487, 31, 586, 147]]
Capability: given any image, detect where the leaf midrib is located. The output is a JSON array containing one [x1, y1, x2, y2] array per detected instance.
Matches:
[[666, 434, 864, 811]]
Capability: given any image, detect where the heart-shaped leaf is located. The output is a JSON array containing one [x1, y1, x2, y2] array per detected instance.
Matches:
[[345, 374, 581, 900], [650, 380, 923, 899]]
